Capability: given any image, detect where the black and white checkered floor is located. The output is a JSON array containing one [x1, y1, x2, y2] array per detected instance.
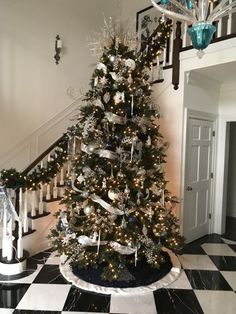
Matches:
[[0, 234, 236, 314]]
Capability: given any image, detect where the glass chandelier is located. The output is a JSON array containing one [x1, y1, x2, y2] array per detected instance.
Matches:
[[151, 0, 236, 57]]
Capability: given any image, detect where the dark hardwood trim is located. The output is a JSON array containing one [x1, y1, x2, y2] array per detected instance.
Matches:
[[21, 134, 65, 176], [172, 22, 182, 90]]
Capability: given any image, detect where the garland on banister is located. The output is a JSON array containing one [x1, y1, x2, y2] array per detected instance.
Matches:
[[0, 134, 69, 190], [138, 17, 172, 68]]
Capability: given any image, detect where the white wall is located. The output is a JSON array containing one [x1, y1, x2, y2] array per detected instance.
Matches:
[[0, 0, 121, 169], [227, 122, 236, 218]]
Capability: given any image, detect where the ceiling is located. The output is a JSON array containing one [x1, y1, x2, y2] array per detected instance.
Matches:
[[193, 61, 236, 85]]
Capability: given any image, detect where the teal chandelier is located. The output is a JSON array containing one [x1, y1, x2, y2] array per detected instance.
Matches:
[[151, 0, 236, 57]]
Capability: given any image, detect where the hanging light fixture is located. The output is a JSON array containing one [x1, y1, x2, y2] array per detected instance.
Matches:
[[151, 0, 236, 57]]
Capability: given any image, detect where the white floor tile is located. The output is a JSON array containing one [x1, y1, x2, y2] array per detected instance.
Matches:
[[222, 238, 236, 245], [178, 254, 218, 270], [0, 309, 14, 314], [201, 243, 236, 256], [110, 292, 156, 314], [0, 265, 43, 284], [16, 283, 71, 311], [45, 251, 60, 265], [166, 270, 192, 289], [221, 271, 236, 290], [61, 312, 107, 314], [195, 290, 236, 314]]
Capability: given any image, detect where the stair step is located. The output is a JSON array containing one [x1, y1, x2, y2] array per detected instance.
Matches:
[[43, 196, 62, 203], [0, 249, 29, 264], [27, 210, 50, 219], [22, 227, 36, 237]]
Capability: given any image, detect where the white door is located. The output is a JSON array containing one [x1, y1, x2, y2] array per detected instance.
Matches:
[[183, 117, 215, 243]]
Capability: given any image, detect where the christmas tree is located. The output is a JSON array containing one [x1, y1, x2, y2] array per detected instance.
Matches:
[[49, 20, 183, 283]]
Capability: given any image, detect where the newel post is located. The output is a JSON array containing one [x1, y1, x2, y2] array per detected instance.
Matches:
[[172, 21, 182, 90]]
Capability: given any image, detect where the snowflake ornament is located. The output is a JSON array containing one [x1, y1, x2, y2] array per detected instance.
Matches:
[[125, 58, 136, 71]]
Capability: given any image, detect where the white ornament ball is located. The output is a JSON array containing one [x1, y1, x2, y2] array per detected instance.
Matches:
[[108, 189, 121, 201], [109, 55, 116, 62], [125, 58, 136, 70], [83, 205, 95, 215]]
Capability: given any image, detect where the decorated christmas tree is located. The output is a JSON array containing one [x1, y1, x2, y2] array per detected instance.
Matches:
[[49, 19, 183, 284]]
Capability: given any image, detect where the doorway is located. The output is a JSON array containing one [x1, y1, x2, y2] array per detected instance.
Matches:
[[224, 122, 236, 241], [183, 110, 216, 243]]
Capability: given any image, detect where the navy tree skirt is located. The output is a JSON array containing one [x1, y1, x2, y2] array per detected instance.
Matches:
[[72, 251, 172, 288]]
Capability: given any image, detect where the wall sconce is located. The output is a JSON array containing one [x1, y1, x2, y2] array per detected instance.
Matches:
[[54, 35, 62, 65]]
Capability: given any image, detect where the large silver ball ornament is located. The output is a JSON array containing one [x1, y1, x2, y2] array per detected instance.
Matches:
[[83, 205, 95, 215]]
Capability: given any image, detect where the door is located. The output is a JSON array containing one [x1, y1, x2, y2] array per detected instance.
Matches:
[[184, 117, 214, 243]]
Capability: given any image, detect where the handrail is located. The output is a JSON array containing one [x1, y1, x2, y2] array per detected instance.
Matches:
[[22, 134, 66, 176]]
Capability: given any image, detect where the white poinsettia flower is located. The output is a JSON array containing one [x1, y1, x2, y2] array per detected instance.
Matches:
[[125, 58, 136, 70], [113, 91, 125, 104], [96, 62, 107, 73]]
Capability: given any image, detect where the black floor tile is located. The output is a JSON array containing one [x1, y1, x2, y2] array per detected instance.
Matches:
[[191, 234, 224, 246], [27, 249, 54, 268], [185, 269, 233, 290], [63, 286, 110, 312], [13, 311, 61, 314], [224, 216, 236, 241], [228, 244, 236, 253], [209, 255, 236, 271], [0, 283, 30, 308], [180, 244, 206, 255], [33, 264, 69, 284], [153, 288, 204, 314]]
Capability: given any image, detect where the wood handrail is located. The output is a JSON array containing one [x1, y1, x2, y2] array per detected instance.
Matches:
[[21, 134, 66, 176]]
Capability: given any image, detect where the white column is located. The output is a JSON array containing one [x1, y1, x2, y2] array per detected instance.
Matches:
[[23, 190, 29, 233], [53, 175, 58, 199], [163, 47, 167, 67]]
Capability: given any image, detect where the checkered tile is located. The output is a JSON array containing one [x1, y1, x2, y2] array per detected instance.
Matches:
[[0, 234, 235, 314]]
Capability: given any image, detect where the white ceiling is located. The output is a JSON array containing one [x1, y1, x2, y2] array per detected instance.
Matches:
[[193, 61, 236, 85]]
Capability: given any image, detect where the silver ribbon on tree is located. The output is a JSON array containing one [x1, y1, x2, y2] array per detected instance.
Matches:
[[0, 183, 20, 223]]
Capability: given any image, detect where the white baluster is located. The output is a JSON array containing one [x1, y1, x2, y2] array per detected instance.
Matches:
[[163, 47, 167, 67], [19, 188, 23, 220], [182, 22, 188, 48], [53, 175, 58, 199], [38, 183, 44, 215], [217, 19, 222, 38], [31, 190, 36, 217], [2, 200, 8, 258], [23, 190, 28, 233], [60, 167, 64, 185], [46, 182, 51, 200], [227, 0, 232, 35], [17, 220, 23, 259], [6, 216, 13, 261], [169, 25, 174, 65], [60, 186, 65, 197]]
